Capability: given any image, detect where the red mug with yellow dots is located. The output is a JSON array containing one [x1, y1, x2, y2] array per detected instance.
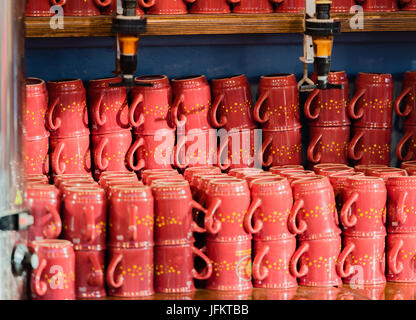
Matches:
[[397, 125, 416, 162], [46, 79, 89, 138], [87, 77, 130, 134], [290, 236, 342, 287], [204, 178, 252, 241], [25, 78, 49, 138], [253, 237, 297, 289], [206, 239, 252, 291], [184, 166, 220, 183], [270, 164, 304, 174], [254, 74, 300, 130], [307, 125, 350, 165], [210, 74, 255, 131], [356, 0, 398, 11], [145, 0, 191, 14], [387, 233, 416, 282], [154, 243, 213, 293], [348, 73, 394, 128], [29, 239, 76, 300], [25, 135, 50, 176], [331, 0, 354, 12], [386, 176, 416, 233], [340, 176, 387, 237], [100, 0, 150, 14], [244, 177, 294, 240], [191, 173, 229, 201], [288, 176, 341, 240], [367, 167, 407, 182], [348, 127, 391, 165], [74, 250, 105, 299], [26, 0, 57, 16], [171, 75, 212, 132], [108, 185, 154, 248], [107, 245, 154, 297], [395, 72, 416, 125], [304, 71, 350, 126], [328, 171, 364, 213], [188, 0, 233, 13], [51, 0, 112, 16], [129, 75, 174, 135], [275, 0, 304, 12], [230, 0, 280, 13], [26, 184, 61, 241], [62, 187, 107, 250], [336, 235, 386, 285], [49, 134, 91, 176], [261, 128, 302, 168]]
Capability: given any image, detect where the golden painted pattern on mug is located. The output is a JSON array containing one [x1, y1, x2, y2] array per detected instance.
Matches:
[[356, 207, 384, 224], [104, 151, 126, 163], [360, 143, 390, 160], [155, 214, 185, 227], [317, 98, 347, 114], [265, 103, 299, 120], [220, 100, 252, 116], [183, 100, 210, 115], [349, 252, 383, 266], [269, 144, 302, 161], [59, 100, 86, 117], [300, 202, 336, 220], [142, 104, 170, 119], [103, 100, 127, 113], [217, 210, 246, 227], [119, 263, 153, 280], [401, 204, 416, 217], [211, 257, 252, 280], [61, 154, 84, 166], [319, 141, 348, 157], [43, 270, 75, 289], [304, 255, 338, 273], [25, 148, 48, 172], [259, 208, 290, 227], [25, 108, 46, 126], [155, 263, 182, 276], [362, 98, 392, 113], [263, 258, 290, 274]]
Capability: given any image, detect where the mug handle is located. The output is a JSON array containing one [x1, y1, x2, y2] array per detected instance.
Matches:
[[82, 205, 96, 243], [253, 91, 270, 124], [87, 252, 104, 287], [138, 0, 156, 8], [174, 135, 189, 170], [191, 200, 207, 233], [340, 191, 359, 228], [395, 191, 409, 225], [94, 137, 109, 171], [252, 244, 270, 281], [31, 258, 47, 297], [394, 87, 412, 117], [171, 93, 187, 128], [261, 136, 273, 168], [127, 205, 139, 242], [42, 204, 62, 239], [50, 0, 67, 5], [304, 88, 320, 120], [348, 88, 366, 120], [94, 0, 112, 7], [128, 93, 144, 128], [92, 93, 106, 126], [106, 253, 123, 289], [46, 97, 61, 131], [51, 141, 66, 175], [288, 198, 307, 235], [204, 197, 222, 234], [210, 94, 227, 128], [396, 131, 414, 162], [307, 133, 322, 164], [217, 136, 231, 171], [289, 242, 309, 278], [388, 239, 404, 275], [336, 242, 355, 278], [192, 246, 213, 280], [348, 131, 364, 161], [244, 197, 263, 234], [126, 137, 145, 171]]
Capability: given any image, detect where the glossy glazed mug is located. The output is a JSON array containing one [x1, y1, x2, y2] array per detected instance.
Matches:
[[231, 0, 278, 13], [245, 172, 276, 188], [355, 0, 398, 12], [367, 167, 407, 182], [253, 237, 297, 289], [25, 135, 50, 176], [26, 0, 58, 16], [210, 74, 255, 131], [387, 233, 416, 282], [348, 127, 391, 165], [74, 250, 105, 298], [275, 0, 304, 13], [145, 0, 191, 14], [26, 174, 50, 185], [254, 74, 300, 130], [394, 71, 416, 125], [49, 134, 91, 176], [206, 239, 252, 291], [107, 245, 154, 297], [397, 125, 416, 161], [51, 0, 111, 16], [154, 243, 213, 293], [29, 239, 75, 300], [290, 236, 342, 287], [25, 78, 49, 138], [348, 73, 393, 128], [46, 79, 89, 138], [188, 0, 233, 13], [191, 173, 228, 200], [331, 0, 355, 12]]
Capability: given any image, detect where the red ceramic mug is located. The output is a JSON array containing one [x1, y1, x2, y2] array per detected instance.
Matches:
[[331, 0, 354, 12], [245, 172, 277, 188], [51, 0, 112, 15], [328, 171, 365, 213], [98, 171, 138, 184], [275, 0, 305, 13], [141, 168, 178, 185], [261, 128, 302, 168], [46, 79, 89, 138], [340, 176, 387, 237], [367, 167, 407, 182], [29, 239, 76, 300], [307, 125, 350, 165], [354, 164, 388, 175], [231, 0, 280, 13], [145, 172, 183, 186], [244, 177, 294, 240], [87, 77, 130, 134], [188, 0, 233, 13], [26, 184, 61, 241], [314, 165, 354, 176], [336, 235, 386, 285], [26, 0, 58, 16], [74, 250, 105, 298], [50, 134, 91, 176], [270, 164, 304, 174], [206, 239, 252, 291], [254, 74, 300, 130], [313, 163, 349, 173], [25, 78, 49, 138], [395, 72, 416, 125], [397, 125, 416, 161], [100, 0, 152, 14], [145, 0, 192, 14], [355, 0, 398, 12], [399, 0, 416, 10], [290, 236, 342, 287], [228, 167, 264, 178], [184, 166, 221, 183], [129, 75, 174, 135], [107, 245, 154, 297], [191, 173, 228, 200], [106, 181, 144, 197], [348, 73, 394, 128], [402, 160, 416, 170], [304, 71, 350, 126], [387, 233, 416, 282], [386, 176, 416, 233], [108, 185, 154, 248], [288, 176, 340, 240], [26, 174, 50, 185], [62, 187, 107, 250], [60, 180, 99, 194], [210, 74, 256, 131], [54, 174, 94, 188], [253, 237, 297, 289], [25, 135, 50, 176], [154, 243, 213, 293], [348, 127, 391, 165]]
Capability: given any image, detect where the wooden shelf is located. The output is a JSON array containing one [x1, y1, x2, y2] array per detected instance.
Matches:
[[25, 11, 416, 38]]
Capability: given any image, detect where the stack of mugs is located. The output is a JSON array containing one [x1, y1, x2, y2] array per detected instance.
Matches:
[[255, 74, 302, 168], [211, 75, 258, 170], [348, 72, 393, 166], [395, 71, 416, 163], [24, 78, 50, 178], [304, 71, 350, 168], [47, 79, 91, 177]]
